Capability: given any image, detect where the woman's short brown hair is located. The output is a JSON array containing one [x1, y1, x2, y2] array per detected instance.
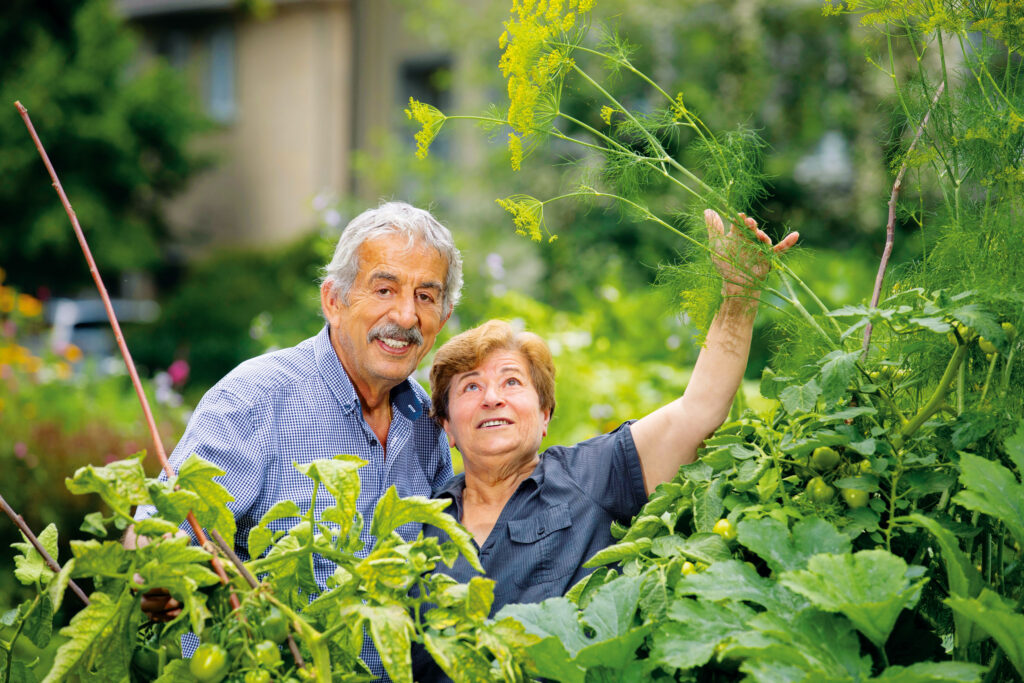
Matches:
[[429, 319, 556, 423]]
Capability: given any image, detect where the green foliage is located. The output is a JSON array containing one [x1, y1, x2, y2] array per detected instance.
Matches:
[[0, 0, 207, 295]]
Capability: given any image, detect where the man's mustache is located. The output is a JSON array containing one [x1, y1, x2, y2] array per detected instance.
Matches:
[[367, 321, 423, 347]]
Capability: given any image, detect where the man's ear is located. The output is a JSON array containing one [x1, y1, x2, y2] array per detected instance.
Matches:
[[321, 281, 342, 320]]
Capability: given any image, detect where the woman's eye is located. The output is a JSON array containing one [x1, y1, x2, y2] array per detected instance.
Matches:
[[506, 377, 521, 386], [464, 382, 479, 392]]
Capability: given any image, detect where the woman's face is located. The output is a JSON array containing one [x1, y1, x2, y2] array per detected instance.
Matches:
[[442, 349, 551, 467]]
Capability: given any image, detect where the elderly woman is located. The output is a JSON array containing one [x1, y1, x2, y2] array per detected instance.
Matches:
[[420, 210, 797, 615]]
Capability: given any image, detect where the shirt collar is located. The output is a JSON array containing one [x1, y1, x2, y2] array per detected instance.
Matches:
[[314, 324, 425, 421]]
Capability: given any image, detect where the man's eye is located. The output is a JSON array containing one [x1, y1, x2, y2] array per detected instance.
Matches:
[[417, 292, 436, 303], [377, 288, 392, 296]]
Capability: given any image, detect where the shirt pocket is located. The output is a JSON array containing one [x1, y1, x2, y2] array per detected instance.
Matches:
[[506, 503, 573, 587]]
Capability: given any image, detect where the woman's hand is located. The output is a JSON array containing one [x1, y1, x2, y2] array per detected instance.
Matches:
[[704, 209, 798, 297]]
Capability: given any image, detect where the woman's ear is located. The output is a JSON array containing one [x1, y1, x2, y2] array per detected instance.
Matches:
[[541, 408, 552, 439], [442, 419, 456, 450]]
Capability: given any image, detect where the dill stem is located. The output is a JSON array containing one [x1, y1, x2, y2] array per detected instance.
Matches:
[[554, 111, 633, 154], [778, 274, 836, 346], [895, 342, 968, 448], [979, 350, 998, 403], [777, 263, 842, 334]]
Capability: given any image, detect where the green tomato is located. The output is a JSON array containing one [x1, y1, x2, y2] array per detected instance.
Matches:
[[681, 561, 697, 576], [858, 459, 873, 474], [841, 487, 869, 508], [712, 518, 738, 542], [806, 477, 835, 504], [131, 646, 159, 677], [262, 606, 289, 645], [245, 671, 273, 683], [189, 643, 229, 683], [253, 640, 282, 668], [811, 447, 841, 472], [1002, 322, 1016, 341], [978, 336, 998, 355]]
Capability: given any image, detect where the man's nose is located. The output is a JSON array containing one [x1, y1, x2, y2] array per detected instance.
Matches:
[[389, 293, 418, 329]]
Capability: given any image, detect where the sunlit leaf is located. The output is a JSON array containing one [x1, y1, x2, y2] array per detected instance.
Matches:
[[652, 598, 755, 670], [176, 454, 237, 547], [737, 517, 850, 574], [953, 453, 1024, 547], [675, 560, 806, 612], [13, 523, 58, 586], [43, 587, 138, 683], [872, 660, 986, 682], [371, 487, 481, 572], [65, 453, 150, 518], [947, 590, 1024, 678], [779, 550, 926, 648], [780, 380, 821, 414]]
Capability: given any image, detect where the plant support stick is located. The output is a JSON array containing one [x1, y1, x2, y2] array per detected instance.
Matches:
[[0, 491, 90, 606], [862, 82, 945, 357], [14, 101, 239, 611]]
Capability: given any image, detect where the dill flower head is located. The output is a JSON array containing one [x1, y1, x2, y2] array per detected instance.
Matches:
[[404, 98, 446, 160], [499, 0, 595, 144], [496, 194, 556, 241]]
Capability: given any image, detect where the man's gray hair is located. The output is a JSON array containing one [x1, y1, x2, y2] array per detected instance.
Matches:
[[323, 201, 463, 317]]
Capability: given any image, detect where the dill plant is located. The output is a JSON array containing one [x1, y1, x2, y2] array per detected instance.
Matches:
[[406, 0, 803, 334]]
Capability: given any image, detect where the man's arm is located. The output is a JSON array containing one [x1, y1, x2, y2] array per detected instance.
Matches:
[[631, 210, 798, 493]]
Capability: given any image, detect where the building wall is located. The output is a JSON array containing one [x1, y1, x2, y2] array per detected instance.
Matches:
[[136, 1, 353, 251]]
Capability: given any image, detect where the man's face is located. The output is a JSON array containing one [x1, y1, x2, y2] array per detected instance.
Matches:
[[322, 234, 449, 397]]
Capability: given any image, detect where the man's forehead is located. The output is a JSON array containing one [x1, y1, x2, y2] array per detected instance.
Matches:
[[357, 234, 446, 279]]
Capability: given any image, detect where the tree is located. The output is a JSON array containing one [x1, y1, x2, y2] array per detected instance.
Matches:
[[0, 0, 207, 295]]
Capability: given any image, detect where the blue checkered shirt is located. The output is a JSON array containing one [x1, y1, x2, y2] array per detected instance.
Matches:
[[135, 324, 452, 679]]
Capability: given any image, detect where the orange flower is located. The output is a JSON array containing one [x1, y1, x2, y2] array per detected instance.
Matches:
[[64, 343, 84, 363], [17, 294, 43, 318], [0, 287, 14, 313]]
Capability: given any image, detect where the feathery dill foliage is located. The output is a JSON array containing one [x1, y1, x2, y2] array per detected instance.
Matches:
[[823, 0, 1024, 408], [406, 0, 781, 333]]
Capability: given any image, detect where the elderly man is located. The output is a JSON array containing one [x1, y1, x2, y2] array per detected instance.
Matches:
[[130, 201, 461, 677]]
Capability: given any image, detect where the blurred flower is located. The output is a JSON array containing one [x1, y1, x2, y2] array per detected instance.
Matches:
[[55, 361, 72, 380], [485, 252, 506, 280], [25, 356, 43, 374], [17, 294, 42, 317], [0, 287, 14, 313], [0, 267, 5, 283], [167, 359, 190, 385], [589, 403, 613, 420], [64, 343, 84, 363], [600, 285, 621, 302], [665, 334, 681, 350], [14, 442, 28, 459], [322, 209, 342, 228], [312, 191, 333, 212]]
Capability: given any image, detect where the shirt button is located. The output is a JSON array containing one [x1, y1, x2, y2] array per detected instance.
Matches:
[[537, 527, 545, 535]]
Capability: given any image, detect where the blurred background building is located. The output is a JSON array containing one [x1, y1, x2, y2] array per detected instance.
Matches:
[[119, 0, 454, 250]]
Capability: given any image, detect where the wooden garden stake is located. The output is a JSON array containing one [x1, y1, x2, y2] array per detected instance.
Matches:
[[14, 101, 240, 611]]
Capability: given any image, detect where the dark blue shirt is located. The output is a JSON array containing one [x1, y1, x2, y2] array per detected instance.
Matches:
[[423, 421, 647, 616]]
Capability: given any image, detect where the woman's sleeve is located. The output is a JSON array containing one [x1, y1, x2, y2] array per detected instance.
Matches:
[[547, 420, 647, 522]]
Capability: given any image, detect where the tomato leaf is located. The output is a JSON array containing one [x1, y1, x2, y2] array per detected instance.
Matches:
[[728, 610, 871, 679], [248, 499, 303, 558], [676, 560, 806, 613], [370, 487, 482, 572], [693, 478, 727, 532], [1005, 419, 1024, 475], [779, 550, 926, 648], [871, 661, 986, 682], [153, 658, 194, 682], [22, 593, 53, 649], [43, 587, 138, 683], [818, 350, 860, 405], [295, 454, 365, 539], [953, 452, 1024, 548], [780, 380, 822, 415], [65, 453, 150, 519], [13, 523, 58, 587], [147, 481, 202, 526], [736, 517, 850, 574], [946, 590, 1024, 679], [174, 453, 237, 547], [69, 540, 131, 578], [355, 604, 415, 683], [423, 632, 495, 682], [652, 598, 755, 670]]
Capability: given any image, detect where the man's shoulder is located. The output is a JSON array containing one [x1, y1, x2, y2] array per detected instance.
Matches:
[[212, 334, 321, 405]]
